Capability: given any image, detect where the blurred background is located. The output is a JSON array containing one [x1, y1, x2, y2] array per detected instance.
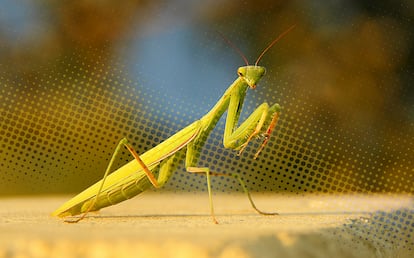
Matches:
[[0, 0, 413, 196]]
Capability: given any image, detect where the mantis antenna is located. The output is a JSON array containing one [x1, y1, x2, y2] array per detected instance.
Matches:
[[219, 25, 295, 66], [218, 31, 249, 66], [255, 24, 296, 66]]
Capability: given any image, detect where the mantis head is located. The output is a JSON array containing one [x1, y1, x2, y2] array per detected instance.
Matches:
[[237, 65, 266, 89], [222, 25, 295, 90]]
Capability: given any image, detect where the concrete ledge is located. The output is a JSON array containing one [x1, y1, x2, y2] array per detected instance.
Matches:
[[0, 193, 413, 257]]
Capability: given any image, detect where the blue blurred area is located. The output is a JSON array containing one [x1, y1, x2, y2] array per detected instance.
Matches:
[[124, 25, 238, 112], [0, 0, 245, 115], [0, 0, 50, 43]]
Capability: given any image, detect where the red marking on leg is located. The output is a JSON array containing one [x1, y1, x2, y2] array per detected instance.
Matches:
[[254, 112, 280, 159]]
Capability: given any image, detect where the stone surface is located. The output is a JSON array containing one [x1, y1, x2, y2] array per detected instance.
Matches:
[[0, 193, 413, 258]]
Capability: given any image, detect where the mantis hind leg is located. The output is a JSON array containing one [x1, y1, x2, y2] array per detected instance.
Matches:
[[65, 138, 159, 223]]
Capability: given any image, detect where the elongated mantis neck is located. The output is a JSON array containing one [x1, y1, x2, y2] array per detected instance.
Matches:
[[202, 64, 266, 123], [203, 77, 248, 121]]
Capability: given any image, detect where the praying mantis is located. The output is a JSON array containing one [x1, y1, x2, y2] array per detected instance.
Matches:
[[52, 25, 295, 224]]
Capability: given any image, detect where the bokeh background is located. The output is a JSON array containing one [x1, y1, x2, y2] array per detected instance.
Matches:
[[0, 0, 413, 199]]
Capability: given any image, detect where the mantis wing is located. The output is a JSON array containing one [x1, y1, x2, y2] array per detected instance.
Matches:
[[52, 120, 201, 217]]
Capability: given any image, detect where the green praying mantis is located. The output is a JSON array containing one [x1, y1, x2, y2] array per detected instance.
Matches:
[[52, 25, 295, 224]]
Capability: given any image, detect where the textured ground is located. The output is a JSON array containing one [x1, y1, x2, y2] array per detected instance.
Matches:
[[0, 193, 413, 258]]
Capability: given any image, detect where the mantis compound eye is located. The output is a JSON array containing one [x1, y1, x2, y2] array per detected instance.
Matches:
[[237, 67, 247, 77]]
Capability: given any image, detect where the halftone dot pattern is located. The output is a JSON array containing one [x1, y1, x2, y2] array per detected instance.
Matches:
[[335, 209, 414, 252], [0, 49, 413, 196], [1, 46, 413, 252]]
